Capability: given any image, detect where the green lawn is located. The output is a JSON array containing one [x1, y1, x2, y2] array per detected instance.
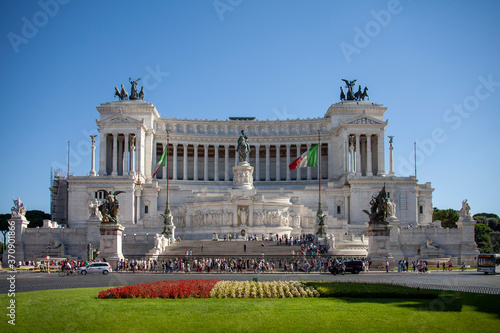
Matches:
[[1, 283, 499, 332]]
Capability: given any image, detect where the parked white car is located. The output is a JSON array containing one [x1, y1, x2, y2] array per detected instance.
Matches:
[[78, 262, 112, 275]]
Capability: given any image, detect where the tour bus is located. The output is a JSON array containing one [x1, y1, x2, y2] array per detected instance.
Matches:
[[477, 254, 500, 274]]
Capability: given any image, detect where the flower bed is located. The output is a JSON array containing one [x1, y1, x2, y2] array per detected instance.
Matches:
[[98, 279, 219, 299], [209, 281, 320, 298], [98, 280, 320, 299]]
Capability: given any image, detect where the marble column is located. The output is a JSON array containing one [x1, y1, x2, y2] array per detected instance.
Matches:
[[193, 144, 198, 181], [214, 144, 219, 181], [255, 145, 260, 181], [204, 145, 208, 181], [111, 133, 118, 176], [366, 134, 373, 176], [117, 135, 123, 176], [378, 133, 386, 176], [275, 144, 280, 181], [90, 137, 96, 176], [152, 142, 157, 179], [327, 142, 332, 179], [172, 143, 178, 180], [130, 137, 136, 176], [285, 144, 291, 181], [98, 132, 106, 176], [296, 144, 302, 180], [183, 144, 188, 181], [355, 134, 361, 176], [124, 134, 129, 175], [306, 144, 312, 180], [224, 145, 229, 181], [265, 145, 270, 181]]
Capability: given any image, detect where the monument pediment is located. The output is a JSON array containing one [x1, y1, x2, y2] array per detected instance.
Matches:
[[340, 115, 387, 127], [97, 113, 144, 127]]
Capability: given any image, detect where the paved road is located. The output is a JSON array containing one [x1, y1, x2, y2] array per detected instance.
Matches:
[[1, 270, 499, 294]]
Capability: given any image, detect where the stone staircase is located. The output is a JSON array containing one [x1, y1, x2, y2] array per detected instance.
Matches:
[[165, 239, 303, 257]]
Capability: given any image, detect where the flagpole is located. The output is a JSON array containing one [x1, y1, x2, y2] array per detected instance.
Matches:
[[318, 130, 321, 206], [166, 130, 170, 215]]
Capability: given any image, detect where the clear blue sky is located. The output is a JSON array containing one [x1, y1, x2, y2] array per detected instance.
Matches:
[[1, 0, 499, 216]]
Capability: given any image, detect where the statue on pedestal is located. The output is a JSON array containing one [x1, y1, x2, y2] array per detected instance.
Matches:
[[11, 197, 26, 218], [98, 191, 125, 224], [459, 199, 472, 219], [363, 186, 390, 225], [237, 130, 250, 162]]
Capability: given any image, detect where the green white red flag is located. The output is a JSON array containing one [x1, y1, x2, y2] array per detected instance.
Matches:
[[152, 148, 167, 178], [288, 144, 319, 170]]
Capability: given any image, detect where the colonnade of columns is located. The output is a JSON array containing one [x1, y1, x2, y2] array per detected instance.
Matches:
[[101, 132, 137, 176], [347, 133, 384, 177], [153, 142, 331, 182]]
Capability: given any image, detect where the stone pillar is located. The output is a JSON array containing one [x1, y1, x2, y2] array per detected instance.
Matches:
[[90, 137, 97, 176], [388, 137, 395, 176], [265, 145, 270, 181], [98, 224, 125, 262], [366, 223, 394, 268], [235, 145, 238, 166], [130, 137, 136, 176], [193, 144, 198, 181], [366, 134, 373, 176], [306, 144, 312, 180], [255, 145, 260, 181], [275, 144, 280, 181], [172, 143, 178, 180], [344, 193, 349, 221], [98, 132, 106, 175], [296, 144, 302, 180], [349, 136, 355, 175], [144, 130, 153, 181], [286, 144, 291, 181], [224, 145, 229, 181], [152, 142, 157, 179], [327, 142, 332, 179], [117, 135, 123, 176], [355, 134, 361, 176], [5, 214, 29, 265], [204, 144, 208, 181], [183, 144, 188, 180], [378, 133, 386, 176], [111, 133, 118, 176], [214, 144, 219, 181], [124, 134, 129, 175]]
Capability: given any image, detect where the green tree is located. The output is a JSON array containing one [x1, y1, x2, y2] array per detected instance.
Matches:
[[475, 223, 494, 253], [0, 213, 9, 254], [25, 210, 50, 228], [432, 208, 459, 228]]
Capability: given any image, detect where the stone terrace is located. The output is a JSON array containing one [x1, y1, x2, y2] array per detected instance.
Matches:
[[165, 239, 304, 257]]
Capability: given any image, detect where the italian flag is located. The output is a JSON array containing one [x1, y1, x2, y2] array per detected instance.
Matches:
[[288, 144, 319, 170], [152, 148, 167, 178]]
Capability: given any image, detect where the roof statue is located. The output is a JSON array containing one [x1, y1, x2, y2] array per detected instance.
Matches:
[[129, 78, 141, 100], [340, 79, 368, 101], [114, 78, 144, 101]]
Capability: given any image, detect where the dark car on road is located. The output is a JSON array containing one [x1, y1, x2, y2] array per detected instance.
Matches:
[[344, 260, 364, 274]]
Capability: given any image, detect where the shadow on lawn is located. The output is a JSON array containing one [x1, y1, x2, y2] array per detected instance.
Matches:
[[303, 282, 500, 318]]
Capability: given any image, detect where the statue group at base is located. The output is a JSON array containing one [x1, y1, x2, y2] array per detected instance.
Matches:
[[98, 191, 124, 224]]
